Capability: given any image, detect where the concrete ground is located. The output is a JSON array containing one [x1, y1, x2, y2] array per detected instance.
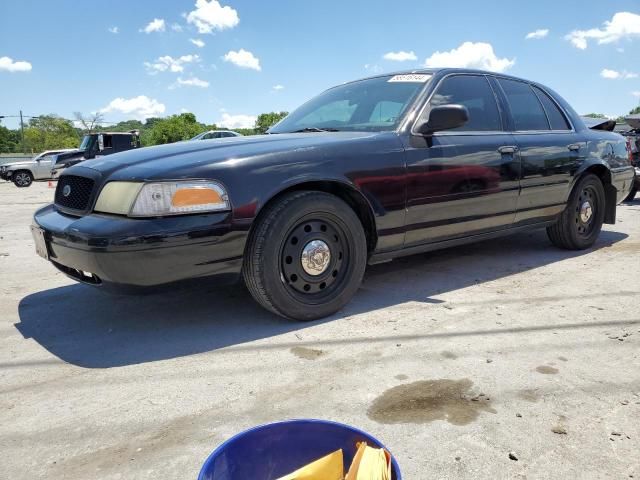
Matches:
[[1, 180, 639, 480]]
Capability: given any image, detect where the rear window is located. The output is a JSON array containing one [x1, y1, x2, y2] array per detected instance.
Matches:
[[498, 79, 550, 131], [532, 86, 571, 130]]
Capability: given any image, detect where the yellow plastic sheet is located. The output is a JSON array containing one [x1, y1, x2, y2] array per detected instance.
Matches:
[[275, 449, 344, 480]]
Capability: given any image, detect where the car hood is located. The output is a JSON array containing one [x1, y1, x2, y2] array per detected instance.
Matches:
[[1, 160, 35, 169], [77, 132, 390, 180]]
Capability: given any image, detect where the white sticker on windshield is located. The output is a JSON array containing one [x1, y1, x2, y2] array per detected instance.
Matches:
[[388, 74, 431, 83]]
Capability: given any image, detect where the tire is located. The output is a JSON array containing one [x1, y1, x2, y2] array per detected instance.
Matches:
[[623, 186, 637, 202], [546, 173, 605, 250], [13, 170, 33, 188], [243, 191, 368, 321]]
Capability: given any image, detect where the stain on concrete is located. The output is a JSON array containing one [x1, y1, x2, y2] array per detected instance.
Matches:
[[441, 351, 458, 360], [536, 365, 559, 375], [395, 374, 408, 381], [557, 356, 568, 362], [518, 389, 541, 402], [290, 347, 325, 360], [367, 379, 496, 426]]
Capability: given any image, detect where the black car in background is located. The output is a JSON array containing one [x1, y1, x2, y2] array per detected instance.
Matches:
[[50, 130, 141, 177], [32, 69, 634, 320]]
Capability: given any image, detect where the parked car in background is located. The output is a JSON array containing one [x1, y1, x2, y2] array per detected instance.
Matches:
[[0, 149, 75, 187], [32, 69, 635, 320], [190, 130, 243, 141], [50, 130, 141, 178], [620, 115, 640, 201]]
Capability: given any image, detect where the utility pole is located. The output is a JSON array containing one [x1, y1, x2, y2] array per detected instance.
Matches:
[[19, 110, 26, 154]]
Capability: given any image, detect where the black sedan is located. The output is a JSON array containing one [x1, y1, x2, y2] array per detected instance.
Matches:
[[32, 69, 635, 320]]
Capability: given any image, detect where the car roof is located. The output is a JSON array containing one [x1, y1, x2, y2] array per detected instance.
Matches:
[[348, 68, 543, 86]]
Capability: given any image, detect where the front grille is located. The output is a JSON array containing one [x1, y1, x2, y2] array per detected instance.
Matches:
[[55, 175, 95, 212]]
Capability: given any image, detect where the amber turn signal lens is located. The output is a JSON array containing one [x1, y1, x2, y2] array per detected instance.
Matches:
[[172, 188, 222, 207]]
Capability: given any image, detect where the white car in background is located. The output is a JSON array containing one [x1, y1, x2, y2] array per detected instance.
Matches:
[[190, 130, 243, 141], [0, 149, 76, 187]]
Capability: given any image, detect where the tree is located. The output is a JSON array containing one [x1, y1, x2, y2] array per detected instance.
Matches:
[[630, 106, 640, 116], [73, 111, 104, 134], [254, 111, 288, 134], [23, 115, 79, 153], [144, 112, 207, 145], [583, 113, 607, 119], [0, 124, 20, 153]]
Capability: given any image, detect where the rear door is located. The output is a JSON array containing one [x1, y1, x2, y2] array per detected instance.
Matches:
[[403, 74, 520, 246], [495, 78, 583, 225]]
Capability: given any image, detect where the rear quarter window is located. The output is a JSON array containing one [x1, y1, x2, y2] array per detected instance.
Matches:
[[532, 86, 571, 131]]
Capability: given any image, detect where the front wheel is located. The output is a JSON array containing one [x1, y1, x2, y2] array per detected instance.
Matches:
[[624, 186, 637, 202], [243, 191, 367, 321], [13, 170, 33, 188], [547, 173, 605, 250]]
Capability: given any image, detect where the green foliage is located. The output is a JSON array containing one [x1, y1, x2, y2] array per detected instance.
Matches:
[[143, 113, 208, 146], [630, 106, 640, 116], [0, 124, 21, 153], [254, 111, 288, 134], [583, 113, 607, 119], [23, 115, 79, 153]]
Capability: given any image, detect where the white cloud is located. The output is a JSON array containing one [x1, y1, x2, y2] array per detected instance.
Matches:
[[566, 12, 640, 49], [176, 76, 210, 88], [189, 38, 205, 48], [218, 113, 256, 129], [171, 23, 183, 32], [223, 49, 261, 71], [108, 26, 119, 34], [632, 91, 640, 98], [600, 68, 638, 79], [383, 51, 417, 61], [180, 108, 190, 113], [525, 29, 549, 40], [100, 96, 166, 120], [141, 18, 166, 34], [272, 84, 284, 91], [0, 56, 32, 72], [144, 54, 200, 74], [186, 0, 239, 34], [424, 42, 515, 72]]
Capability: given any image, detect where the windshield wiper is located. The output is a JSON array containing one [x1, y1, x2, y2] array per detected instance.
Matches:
[[289, 127, 341, 133]]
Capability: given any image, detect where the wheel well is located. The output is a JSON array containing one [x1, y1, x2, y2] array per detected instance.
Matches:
[[255, 181, 378, 253], [583, 165, 616, 224]]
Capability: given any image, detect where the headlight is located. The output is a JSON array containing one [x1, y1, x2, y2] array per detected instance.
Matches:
[[94, 180, 230, 217]]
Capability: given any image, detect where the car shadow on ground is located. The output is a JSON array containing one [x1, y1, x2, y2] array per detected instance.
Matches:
[[15, 229, 629, 369]]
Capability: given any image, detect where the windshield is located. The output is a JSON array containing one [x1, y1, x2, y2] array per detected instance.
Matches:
[[78, 135, 95, 151], [269, 74, 431, 133]]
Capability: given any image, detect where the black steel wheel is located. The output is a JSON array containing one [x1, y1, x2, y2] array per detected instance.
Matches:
[[243, 191, 367, 321], [13, 170, 33, 188], [547, 173, 605, 250]]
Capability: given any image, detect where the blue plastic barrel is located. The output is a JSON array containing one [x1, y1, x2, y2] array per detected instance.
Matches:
[[198, 419, 401, 480]]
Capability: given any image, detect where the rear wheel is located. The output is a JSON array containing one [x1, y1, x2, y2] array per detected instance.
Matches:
[[13, 170, 33, 188], [547, 174, 605, 250], [243, 191, 367, 321], [624, 186, 637, 202]]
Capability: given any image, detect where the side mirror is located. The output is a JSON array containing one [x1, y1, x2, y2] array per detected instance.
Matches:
[[416, 104, 469, 135]]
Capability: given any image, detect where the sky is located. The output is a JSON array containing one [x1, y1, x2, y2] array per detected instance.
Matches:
[[1, 0, 640, 130]]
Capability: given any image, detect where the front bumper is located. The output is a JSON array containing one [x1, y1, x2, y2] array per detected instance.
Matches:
[[32, 204, 247, 290]]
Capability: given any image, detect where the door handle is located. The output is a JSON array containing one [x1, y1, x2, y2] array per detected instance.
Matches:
[[568, 143, 581, 151], [498, 146, 518, 154]]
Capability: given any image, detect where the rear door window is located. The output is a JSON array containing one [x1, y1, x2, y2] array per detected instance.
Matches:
[[498, 79, 550, 131], [427, 75, 502, 131], [532, 86, 571, 130]]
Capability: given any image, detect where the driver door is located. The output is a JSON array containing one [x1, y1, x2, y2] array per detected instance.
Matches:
[[34, 155, 54, 179], [402, 74, 520, 246]]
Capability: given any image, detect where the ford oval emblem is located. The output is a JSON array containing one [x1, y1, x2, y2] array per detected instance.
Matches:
[[62, 185, 72, 197]]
